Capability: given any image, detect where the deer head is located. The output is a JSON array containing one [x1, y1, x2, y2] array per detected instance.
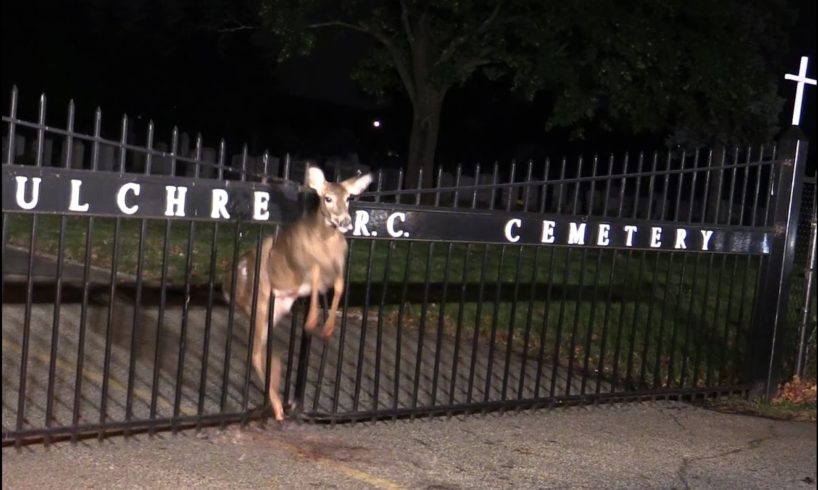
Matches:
[[306, 166, 373, 233]]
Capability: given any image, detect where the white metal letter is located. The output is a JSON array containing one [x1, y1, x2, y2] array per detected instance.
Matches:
[[650, 227, 662, 248], [541, 220, 556, 243], [352, 210, 371, 236], [253, 191, 270, 220], [14, 176, 41, 210], [68, 179, 90, 212], [116, 183, 140, 215], [674, 229, 687, 249], [504, 219, 522, 243], [624, 225, 638, 247], [386, 212, 407, 238], [211, 189, 230, 219], [164, 185, 188, 217], [700, 229, 714, 251], [568, 222, 587, 245], [597, 223, 610, 246]]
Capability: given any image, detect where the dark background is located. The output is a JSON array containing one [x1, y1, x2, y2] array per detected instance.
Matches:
[[1, 0, 815, 171]]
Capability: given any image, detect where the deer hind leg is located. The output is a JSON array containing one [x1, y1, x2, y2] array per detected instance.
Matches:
[[251, 293, 295, 422]]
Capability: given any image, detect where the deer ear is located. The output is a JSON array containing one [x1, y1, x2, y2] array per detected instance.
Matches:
[[342, 173, 373, 196], [306, 166, 326, 193]]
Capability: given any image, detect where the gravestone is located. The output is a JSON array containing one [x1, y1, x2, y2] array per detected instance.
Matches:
[[19, 135, 52, 165], [200, 147, 217, 178], [97, 144, 116, 171], [378, 168, 401, 196], [151, 142, 171, 175], [178, 132, 194, 176], [71, 141, 85, 169]]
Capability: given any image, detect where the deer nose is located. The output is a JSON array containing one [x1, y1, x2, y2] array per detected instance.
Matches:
[[339, 216, 352, 229]]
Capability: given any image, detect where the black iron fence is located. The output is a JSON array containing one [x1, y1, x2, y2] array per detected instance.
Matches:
[[2, 87, 809, 445]]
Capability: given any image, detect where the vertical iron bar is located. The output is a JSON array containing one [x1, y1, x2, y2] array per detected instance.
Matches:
[[4, 86, 18, 165], [579, 156, 602, 395], [197, 134, 217, 425], [96, 108, 122, 441], [667, 150, 700, 387], [595, 154, 619, 395], [331, 242, 355, 416], [220, 140, 240, 416], [691, 149, 718, 389], [389, 169, 407, 415], [67, 111, 96, 441], [240, 147, 264, 424], [352, 179, 381, 412], [502, 160, 532, 401], [409, 168, 430, 411], [44, 96, 66, 444], [653, 151, 684, 388], [483, 161, 512, 402], [149, 126, 177, 432], [610, 153, 634, 392], [123, 113, 146, 435], [449, 165, 474, 407], [15, 93, 46, 447], [371, 170, 388, 410], [637, 152, 663, 389], [532, 158, 553, 398], [517, 159, 548, 399], [467, 163, 497, 403], [564, 156, 587, 396], [624, 153, 648, 390], [549, 157, 571, 398], [172, 138, 197, 431], [433, 244, 454, 406], [430, 167, 451, 407], [680, 150, 708, 389]]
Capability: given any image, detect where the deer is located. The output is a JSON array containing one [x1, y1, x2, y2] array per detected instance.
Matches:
[[223, 166, 373, 422]]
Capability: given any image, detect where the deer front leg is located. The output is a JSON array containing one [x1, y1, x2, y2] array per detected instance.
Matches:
[[321, 274, 344, 340], [304, 264, 321, 333]]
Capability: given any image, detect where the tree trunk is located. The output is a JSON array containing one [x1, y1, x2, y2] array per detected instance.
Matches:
[[406, 88, 444, 193]]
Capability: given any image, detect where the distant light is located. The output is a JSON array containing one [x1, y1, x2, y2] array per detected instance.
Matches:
[[372, 120, 381, 128]]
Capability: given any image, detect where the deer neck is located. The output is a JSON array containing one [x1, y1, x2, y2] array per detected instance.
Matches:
[[308, 208, 344, 240]]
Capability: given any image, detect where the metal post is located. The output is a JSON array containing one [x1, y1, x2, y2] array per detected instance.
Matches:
[[749, 127, 809, 398]]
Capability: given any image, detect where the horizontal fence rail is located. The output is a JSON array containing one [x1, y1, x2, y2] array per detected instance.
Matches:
[[2, 87, 808, 445]]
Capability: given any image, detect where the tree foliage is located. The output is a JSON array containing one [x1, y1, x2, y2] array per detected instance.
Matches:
[[257, 0, 792, 179]]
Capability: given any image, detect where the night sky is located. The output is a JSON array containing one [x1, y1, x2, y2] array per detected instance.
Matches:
[[1, 0, 816, 171]]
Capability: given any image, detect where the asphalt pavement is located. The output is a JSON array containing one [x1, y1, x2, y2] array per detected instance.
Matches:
[[2, 401, 816, 489]]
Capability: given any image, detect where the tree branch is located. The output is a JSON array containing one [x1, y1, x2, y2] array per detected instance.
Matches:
[[436, 2, 503, 66], [217, 22, 260, 33], [309, 19, 417, 103], [307, 20, 370, 33], [400, 0, 416, 47], [453, 56, 494, 80]]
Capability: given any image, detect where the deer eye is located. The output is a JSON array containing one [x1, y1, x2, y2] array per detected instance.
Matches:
[[324, 196, 333, 204]]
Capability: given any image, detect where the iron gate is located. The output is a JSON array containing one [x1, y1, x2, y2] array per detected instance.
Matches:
[[1, 88, 809, 445]]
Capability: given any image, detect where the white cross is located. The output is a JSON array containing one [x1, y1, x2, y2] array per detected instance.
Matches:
[[785, 56, 816, 126]]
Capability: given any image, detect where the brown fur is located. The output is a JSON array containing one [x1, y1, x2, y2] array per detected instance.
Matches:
[[224, 167, 372, 421]]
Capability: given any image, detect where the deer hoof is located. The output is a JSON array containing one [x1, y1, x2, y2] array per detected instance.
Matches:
[[320, 323, 336, 341], [304, 315, 319, 332], [271, 398, 285, 423]]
